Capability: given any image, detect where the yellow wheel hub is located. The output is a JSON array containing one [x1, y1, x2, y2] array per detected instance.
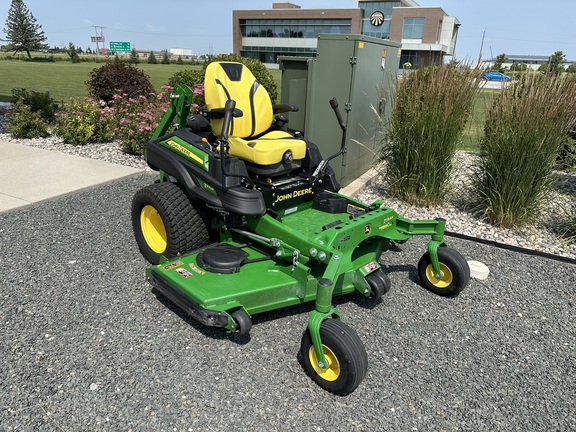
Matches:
[[309, 345, 340, 382], [426, 262, 453, 288], [140, 205, 167, 253]]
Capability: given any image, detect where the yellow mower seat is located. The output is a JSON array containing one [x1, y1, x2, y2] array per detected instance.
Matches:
[[204, 61, 306, 166]]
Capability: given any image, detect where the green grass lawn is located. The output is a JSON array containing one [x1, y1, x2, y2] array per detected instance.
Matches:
[[0, 59, 202, 103], [0, 57, 283, 103], [459, 89, 498, 151]]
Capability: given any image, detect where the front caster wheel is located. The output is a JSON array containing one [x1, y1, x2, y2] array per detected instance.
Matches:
[[366, 269, 391, 299], [231, 309, 252, 336], [300, 319, 368, 396], [417, 247, 470, 297]]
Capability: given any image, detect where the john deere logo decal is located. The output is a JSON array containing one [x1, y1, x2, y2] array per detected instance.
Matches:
[[364, 225, 371, 235], [370, 11, 384, 27]]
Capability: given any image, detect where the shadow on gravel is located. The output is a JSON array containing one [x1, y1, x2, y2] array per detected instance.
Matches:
[[152, 288, 253, 345], [382, 263, 420, 285], [552, 171, 576, 195]]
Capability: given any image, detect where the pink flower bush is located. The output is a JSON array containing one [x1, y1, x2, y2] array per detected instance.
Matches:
[[53, 83, 204, 155]]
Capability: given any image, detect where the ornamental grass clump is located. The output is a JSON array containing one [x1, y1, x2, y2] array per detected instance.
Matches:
[[471, 73, 576, 228], [382, 63, 481, 206]]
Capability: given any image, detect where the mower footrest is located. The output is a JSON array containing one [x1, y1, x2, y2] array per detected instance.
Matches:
[[148, 271, 229, 328]]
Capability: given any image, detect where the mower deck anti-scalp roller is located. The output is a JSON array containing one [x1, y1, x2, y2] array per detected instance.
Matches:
[[131, 61, 470, 395]]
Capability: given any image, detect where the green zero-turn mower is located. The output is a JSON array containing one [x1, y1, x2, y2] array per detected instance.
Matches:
[[131, 61, 470, 395]]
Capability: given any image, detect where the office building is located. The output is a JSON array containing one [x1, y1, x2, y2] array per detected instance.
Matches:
[[232, 1, 459, 67]]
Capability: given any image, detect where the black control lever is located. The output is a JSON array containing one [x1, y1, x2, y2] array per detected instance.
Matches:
[[220, 99, 236, 142], [330, 97, 346, 131], [312, 97, 347, 178], [219, 99, 254, 190]]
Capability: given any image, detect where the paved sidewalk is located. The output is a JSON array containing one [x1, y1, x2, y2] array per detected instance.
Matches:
[[0, 140, 141, 212]]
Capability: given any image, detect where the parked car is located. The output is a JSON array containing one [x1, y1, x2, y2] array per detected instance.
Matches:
[[483, 71, 512, 81]]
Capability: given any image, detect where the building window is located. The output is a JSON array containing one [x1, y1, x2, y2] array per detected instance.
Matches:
[[400, 50, 420, 68], [359, 1, 400, 40], [402, 17, 425, 40], [240, 19, 352, 39], [241, 46, 318, 63]]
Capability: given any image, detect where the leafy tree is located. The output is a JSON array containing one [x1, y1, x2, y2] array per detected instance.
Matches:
[[2, 0, 48, 59], [567, 63, 576, 74], [147, 50, 157, 64], [492, 53, 507, 72], [510, 62, 527, 72], [67, 42, 80, 63], [547, 51, 566, 76], [176, 55, 183, 65]]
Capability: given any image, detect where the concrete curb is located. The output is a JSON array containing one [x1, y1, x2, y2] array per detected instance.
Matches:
[[339, 167, 379, 198]]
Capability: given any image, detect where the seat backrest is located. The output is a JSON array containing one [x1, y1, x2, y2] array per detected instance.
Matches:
[[204, 62, 273, 138]]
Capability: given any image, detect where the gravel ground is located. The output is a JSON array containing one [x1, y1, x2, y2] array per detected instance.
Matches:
[[1, 173, 574, 431]]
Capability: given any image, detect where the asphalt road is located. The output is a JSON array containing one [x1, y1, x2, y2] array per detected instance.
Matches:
[[1, 172, 574, 431]]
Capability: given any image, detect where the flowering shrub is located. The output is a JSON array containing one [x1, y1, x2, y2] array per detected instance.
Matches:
[[111, 84, 204, 155], [11, 88, 56, 122], [53, 97, 115, 145], [7, 102, 49, 139], [111, 89, 171, 155], [12, 83, 204, 156]]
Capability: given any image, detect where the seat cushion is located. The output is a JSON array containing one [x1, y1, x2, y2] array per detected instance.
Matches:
[[228, 130, 307, 165]]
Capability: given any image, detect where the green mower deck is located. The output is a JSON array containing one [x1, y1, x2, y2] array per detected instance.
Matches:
[[146, 198, 448, 331]]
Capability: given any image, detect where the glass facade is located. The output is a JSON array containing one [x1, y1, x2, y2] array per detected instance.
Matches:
[[242, 46, 317, 64], [240, 19, 352, 39], [400, 50, 420, 68], [359, 1, 401, 39], [239, 18, 352, 64], [402, 17, 425, 39]]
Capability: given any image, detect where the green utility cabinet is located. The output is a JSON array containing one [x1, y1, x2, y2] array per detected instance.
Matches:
[[279, 34, 400, 187]]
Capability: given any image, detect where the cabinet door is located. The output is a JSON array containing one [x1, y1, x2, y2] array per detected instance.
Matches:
[[304, 38, 355, 184], [343, 41, 392, 183]]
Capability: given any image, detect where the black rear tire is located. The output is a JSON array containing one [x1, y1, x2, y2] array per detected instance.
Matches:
[[300, 319, 368, 395], [132, 182, 211, 264]]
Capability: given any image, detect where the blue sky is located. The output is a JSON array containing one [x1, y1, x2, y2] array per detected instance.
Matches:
[[2, 0, 575, 61]]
